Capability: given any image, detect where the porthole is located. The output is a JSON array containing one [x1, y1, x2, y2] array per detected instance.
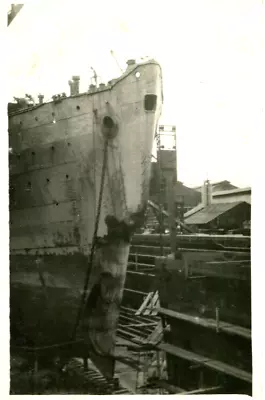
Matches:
[[135, 71, 141, 79], [76, 105, 80, 110]]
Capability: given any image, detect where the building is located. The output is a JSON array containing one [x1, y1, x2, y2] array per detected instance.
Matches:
[[187, 180, 251, 205], [184, 180, 251, 233], [185, 201, 251, 233], [212, 187, 251, 204], [193, 180, 238, 193]]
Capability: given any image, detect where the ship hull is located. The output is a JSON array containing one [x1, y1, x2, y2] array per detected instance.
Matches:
[[10, 242, 129, 378], [9, 60, 163, 378], [10, 253, 87, 347]]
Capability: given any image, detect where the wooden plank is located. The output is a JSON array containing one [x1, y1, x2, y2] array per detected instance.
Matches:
[[129, 252, 155, 258], [151, 298, 160, 315], [154, 379, 184, 393], [126, 270, 155, 277], [143, 291, 159, 316], [131, 244, 249, 257], [146, 321, 164, 345], [158, 342, 252, 383], [119, 323, 157, 328], [124, 288, 147, 296], [159, 342, 210, 364], [158, 307, 251, 339], [118, 324, 152, 337], [128, 262, 155, 270], [207, 260, 250, 266], [149, 291, 159, 307], [121, 306, 160, 321], [120, 312, 153, 325], [117, 328, 151, 345], [132, 233, 250, 249], [119, 315, 154, 332], [119, 314, 139, 324], [205, 359, 251, 383], [135, 292, 154, 315], [117, 327, 141, 339], [221, 324, 251, 338], [179, 385, 223, 395]]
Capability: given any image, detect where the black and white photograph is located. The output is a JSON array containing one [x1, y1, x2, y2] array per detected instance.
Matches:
[[5, 0, 263, 396]]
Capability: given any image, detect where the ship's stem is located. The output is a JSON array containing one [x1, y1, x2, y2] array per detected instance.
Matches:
[[79, 211, 146, 377]]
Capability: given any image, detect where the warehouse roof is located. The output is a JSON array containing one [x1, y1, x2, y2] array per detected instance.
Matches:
[[185, 202, 245, 225]]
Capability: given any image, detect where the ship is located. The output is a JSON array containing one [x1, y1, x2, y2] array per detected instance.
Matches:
[[9, 58, 163, 378]]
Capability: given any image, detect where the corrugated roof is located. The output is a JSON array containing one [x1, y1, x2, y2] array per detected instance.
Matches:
[[213, 187, 251, 196], [184, 203, 204, 218], [185, 202, 245, 225]]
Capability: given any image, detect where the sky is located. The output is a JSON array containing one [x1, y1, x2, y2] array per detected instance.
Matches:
[[6, 0, 262, 187]]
